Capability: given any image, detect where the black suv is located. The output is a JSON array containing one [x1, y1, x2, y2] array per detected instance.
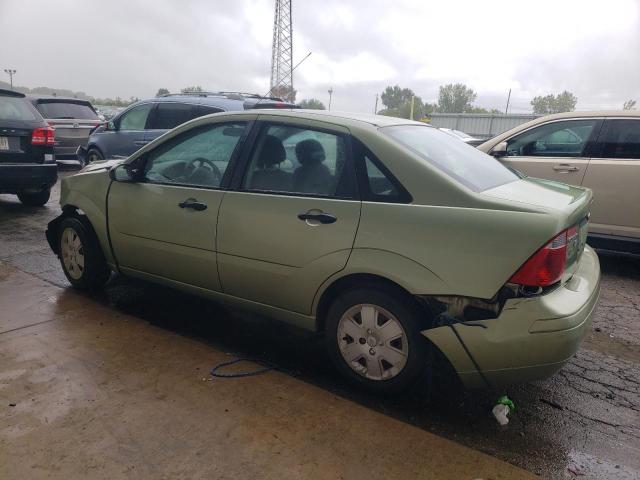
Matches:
[[79, 91, 296, 164], [0, 89, 57, 206]]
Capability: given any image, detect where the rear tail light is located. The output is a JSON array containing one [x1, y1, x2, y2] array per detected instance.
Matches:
[[510, 230, 568, 287], [32, 126, 55, 146]]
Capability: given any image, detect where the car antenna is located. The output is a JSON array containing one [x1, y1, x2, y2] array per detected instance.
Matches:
[[254, 51, 312, 107]]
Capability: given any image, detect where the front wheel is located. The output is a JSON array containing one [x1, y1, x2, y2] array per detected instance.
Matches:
[[58, 216, 110, 290], [17, 189, 50, 206], [325, 287, 430, 394], [86, 148, 103, 165]]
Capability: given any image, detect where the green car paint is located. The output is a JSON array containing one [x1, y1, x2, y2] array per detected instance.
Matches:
[[53, 110, 600, 388]]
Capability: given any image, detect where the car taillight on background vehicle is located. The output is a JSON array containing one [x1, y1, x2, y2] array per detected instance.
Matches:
[[510, 230, 568, 287], [31, 126, 55, 146]]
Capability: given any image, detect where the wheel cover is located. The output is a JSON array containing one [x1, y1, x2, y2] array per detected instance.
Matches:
[[337, 304, 409, 381], [61, 227, 85, 280]]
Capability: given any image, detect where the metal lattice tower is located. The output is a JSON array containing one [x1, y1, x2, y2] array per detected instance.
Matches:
[[270, 0, 293, 101]]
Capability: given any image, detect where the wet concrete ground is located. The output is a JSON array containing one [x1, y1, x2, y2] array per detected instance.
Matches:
[[1, 168, 639, 479]]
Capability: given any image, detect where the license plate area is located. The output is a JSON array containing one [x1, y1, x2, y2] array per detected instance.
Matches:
[[0, 137, 8, 150]]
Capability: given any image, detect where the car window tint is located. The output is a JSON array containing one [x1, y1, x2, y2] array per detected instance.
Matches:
[[199, 105, 224, 116], [383, 125, 518, 192], [150, 103, 197, 130], [601, 119, 640, 159], [35, 102, 97, 120], [243, 124, 354, 198], [506, 120, 598, 157], [0, 96, 38, 121], [143, 122, 246, 188], [119, 104, 154, 130]]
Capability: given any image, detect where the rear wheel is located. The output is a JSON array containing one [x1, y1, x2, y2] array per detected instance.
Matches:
[[325, 287, 429, 394], [86, 148, 103, 164], [58, 216, 110, 290], [17, 188, 50, 206]]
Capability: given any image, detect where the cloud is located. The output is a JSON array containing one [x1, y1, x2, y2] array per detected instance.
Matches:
[[0, 0, 638, 112]]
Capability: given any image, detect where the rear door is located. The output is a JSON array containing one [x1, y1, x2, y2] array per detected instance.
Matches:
[[144, 102, 201, 144], [502, 118, 602, 185], [581, 118, 640, 239], [216, 118, 361, 314]]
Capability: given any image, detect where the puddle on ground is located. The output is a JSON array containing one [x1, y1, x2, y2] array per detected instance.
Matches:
[[566, 450, 639, 479]]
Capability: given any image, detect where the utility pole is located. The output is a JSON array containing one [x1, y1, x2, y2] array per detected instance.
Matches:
[[328, 87, 333, 111], [374, 93, 378, 114], [410, 95, 415, 120], [270, 0, 294, 101], [505, 88, 511, 114], [4, 69, 16, 89]]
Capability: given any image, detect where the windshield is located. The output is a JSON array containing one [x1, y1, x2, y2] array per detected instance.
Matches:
[[35, 101, 98, 120], [383, 125, 519, 192], [0, 96, 38, 121]]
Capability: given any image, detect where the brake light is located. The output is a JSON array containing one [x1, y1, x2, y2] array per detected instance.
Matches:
[[510, 230, 568, 287], [32, 126, 55, 146]]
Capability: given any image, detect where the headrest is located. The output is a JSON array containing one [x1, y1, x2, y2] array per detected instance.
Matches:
[[257, 135, 286, 168], [295, 139, 326, 166]]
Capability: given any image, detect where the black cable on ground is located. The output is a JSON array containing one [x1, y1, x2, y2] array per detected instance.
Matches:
[[210, 357, 276, 378]]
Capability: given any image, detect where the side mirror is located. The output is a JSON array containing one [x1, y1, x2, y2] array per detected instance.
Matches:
[[490, 141, 508, 158], [106, 121, 116, 131], [109, 164, 137, 182]]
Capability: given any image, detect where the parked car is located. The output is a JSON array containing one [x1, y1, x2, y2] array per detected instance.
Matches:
[[79, 92, 296, 165], [439, 127, 484, 146], [28, 96, 101, 163], [478, 111, 640, 254], [46, 110, 600, 394], [0, 89, 57, 205]]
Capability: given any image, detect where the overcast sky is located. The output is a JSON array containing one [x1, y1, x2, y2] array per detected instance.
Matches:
[[1, 0, 639, 112]]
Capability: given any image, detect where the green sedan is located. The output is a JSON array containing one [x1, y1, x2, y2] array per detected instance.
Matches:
[[46, 110, 600, 394]]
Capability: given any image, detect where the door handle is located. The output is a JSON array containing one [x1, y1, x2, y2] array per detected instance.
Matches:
[[297, 211, 337, 225], [553, 164, 579, 172], [179, 198, 208, 211]]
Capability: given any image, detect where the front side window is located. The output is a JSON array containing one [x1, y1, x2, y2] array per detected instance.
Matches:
[[506, 120, 598, 157], [149, 103, 197, 130], [243, 124, 355, 198], [143, 122, 246, 188], [383, 125, 518, 192], [600, 119, 640, 159], [119, 103, 154, 131]]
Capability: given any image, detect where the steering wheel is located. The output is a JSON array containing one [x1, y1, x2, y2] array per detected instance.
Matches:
[[186, 157, 222, 184]]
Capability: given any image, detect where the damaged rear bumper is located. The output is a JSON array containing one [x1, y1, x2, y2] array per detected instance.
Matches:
[[423, 245, 601, 388]]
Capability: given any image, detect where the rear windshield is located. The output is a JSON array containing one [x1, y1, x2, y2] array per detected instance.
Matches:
[[0, 96, 38, 121], [35, 101, 97, 120], [382, 125, 519, 192]]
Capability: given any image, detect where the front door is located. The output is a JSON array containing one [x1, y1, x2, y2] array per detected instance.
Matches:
[[106, 102, 155, 158], [217, 120, 361, 314], [582, 118, 640, 238], [501, 118, 602, 185], [108, 121, 249, 290]]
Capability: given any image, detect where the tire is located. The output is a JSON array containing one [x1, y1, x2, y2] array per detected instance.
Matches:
[[86, 148, 103, 165], [325, 287, 430, 394], [17, 189, 50, 206], [57, 216, 110, 291]]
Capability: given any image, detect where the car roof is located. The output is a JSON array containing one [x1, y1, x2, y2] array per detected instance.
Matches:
[[531, 110, 640, 120], [0, 88, 26, 98], [27, 94, 93, 104], [216, 108, 431, 129]]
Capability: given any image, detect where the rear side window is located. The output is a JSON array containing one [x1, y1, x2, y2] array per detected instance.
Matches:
[[506, 119, 598, 157], [199, 105, 224, 116], [149, 103, 198, 130], [0, 96, 38, 121], [352, 138, 410, 203], [600, 119, 640, 159], [383, 125, 518, 192], [35, 101, 97, 120]]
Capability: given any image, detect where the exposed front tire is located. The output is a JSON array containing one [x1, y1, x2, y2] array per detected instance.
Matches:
[[58, 216, 110, 291], [86, 148, 103, 164], [17, 188, 50, 206], [325, 287, 430, 394]]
